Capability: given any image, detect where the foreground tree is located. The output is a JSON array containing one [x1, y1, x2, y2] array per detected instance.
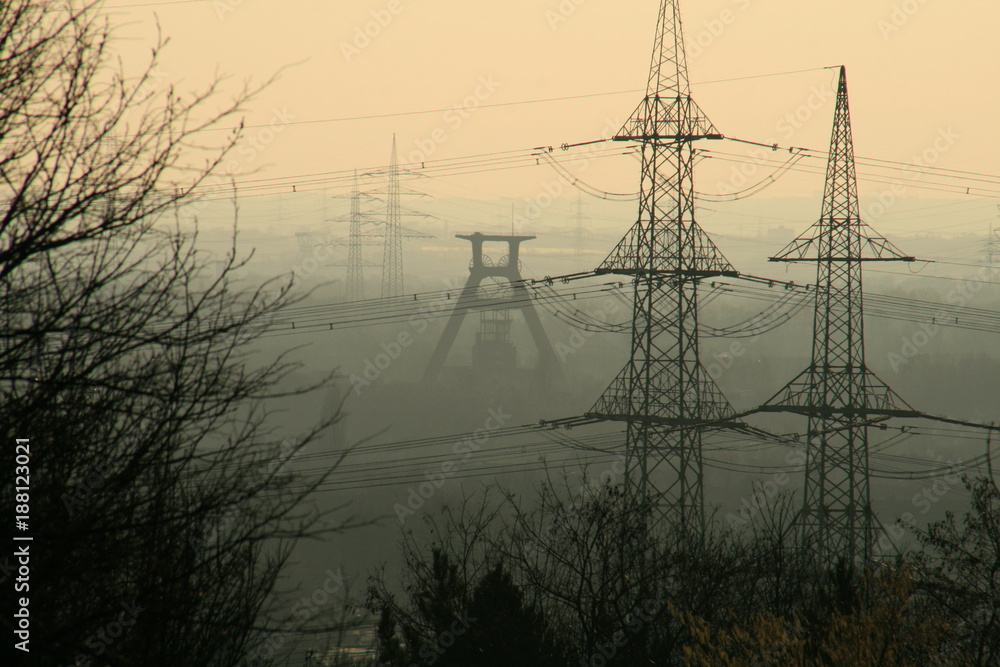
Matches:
[[369, 479, 783, 665], [369, 496, 565, 666], [914, 475, 1000, 665], [371, 549, 563, 667], [0, 2, 342, 664], [368, 469, 1000, 665]]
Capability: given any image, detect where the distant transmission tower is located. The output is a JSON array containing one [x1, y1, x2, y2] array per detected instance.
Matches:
[[986, 211, 1000, 272], [332, 140, 432, 300], [324, 171, 382, 301], [760, 66, 917, 564], [347, 171, 365, 301], [587, 0, 738, 534], [382, 135, 404, 297]]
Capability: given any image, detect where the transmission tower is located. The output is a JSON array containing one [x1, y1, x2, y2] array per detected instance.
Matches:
[[341, 170, 397, 301], [331, 154, 432, 300], [986, 212, 1000, 272], [347, 171, 366, 301], [321, 171, 382, 301], [586, 0, 738, 534], [759, 66, 917, 564], [382, 135, 404, 297]]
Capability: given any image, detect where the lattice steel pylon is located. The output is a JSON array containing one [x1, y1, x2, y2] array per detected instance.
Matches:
[[347, 170, 366, 301], [986, 216, 1000, 272], [323, 170, 383, 301], [759, 66, 918, 565], [381, 135, 404, 297], [585, 0, 738, 535], [331, 162, 431, 300]]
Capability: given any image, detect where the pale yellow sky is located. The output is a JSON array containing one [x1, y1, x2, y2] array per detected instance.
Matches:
[[99, 0, 1000, 239]]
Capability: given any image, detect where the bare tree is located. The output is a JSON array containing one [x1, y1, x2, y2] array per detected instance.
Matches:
[[913, 475, 1000, 666], [0, 2, 347, 664], [369, 470, 963, 665], [368, 493, 564, 667], [368, 475, 715, 665]]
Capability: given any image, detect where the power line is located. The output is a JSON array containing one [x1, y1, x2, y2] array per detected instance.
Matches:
[[176, 138, 1000, 207], [202, 416, 992, 499], [700, 149, 1000, 199]]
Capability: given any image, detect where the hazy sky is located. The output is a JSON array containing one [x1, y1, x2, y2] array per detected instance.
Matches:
[[99, 0, 1000, 242]]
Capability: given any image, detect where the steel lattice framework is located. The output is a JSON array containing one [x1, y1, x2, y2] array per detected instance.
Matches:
[[336, 152, 430, 301], [987, 221, 1000, 271], [381, 135, 404, 298], [586, 0, 737, 534], [759, 66, 917, 564], [326, 170, 386, 301], [347, 170, 367, 301]]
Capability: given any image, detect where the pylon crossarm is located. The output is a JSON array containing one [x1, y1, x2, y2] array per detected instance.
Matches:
[[537, 415, 605, 429], [769, 227, 915, 263], [864, 368, 919, 410], [768, 257, 915, 263], [616, 96, 722, 142], [760, 366, 917, 414], [913, 413, 1000, 432], [594, 268, 740, 278], [366, 222, 434, 239], [583, 412, 750, 430], [754, 406, 921, 419]]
